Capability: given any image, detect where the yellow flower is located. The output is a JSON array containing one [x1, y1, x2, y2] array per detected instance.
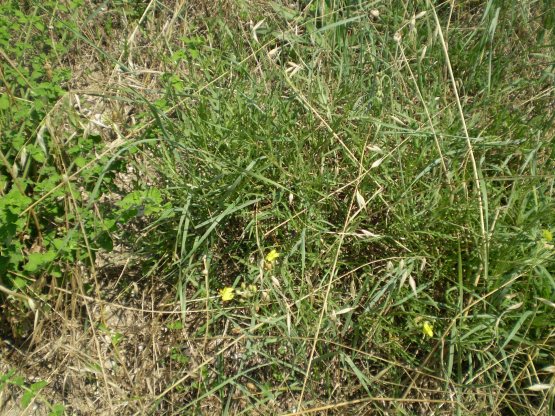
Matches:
[[542, 229, 553, 242], [265, 249, 280, 263], [422, 321, 434, 338], [219, 287, 235, 302]]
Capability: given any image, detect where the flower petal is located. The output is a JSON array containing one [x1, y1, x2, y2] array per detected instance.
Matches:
[[422, 321, 434, 338], [265, 249, 280, 263], [219, 287, 235, 301]]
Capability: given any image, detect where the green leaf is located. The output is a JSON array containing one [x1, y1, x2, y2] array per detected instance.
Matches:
[[170, 348, 190, 364], [3, 187, 32, 213], [11, 375, 25, 387], [26, 144, 47, 163], [0, 370, 16, 386], [12, 276, 28, 289], [95, 231, 113, 252], [167, 320, 183, 330], [0, 93, 9, 110], [116, 188, 163, 217], [341, 353, 372, 395], [74, 156, 87, 168], [24, 251, 57, 272], [501, 311, 534, 349], [48, 403, 65, 416], [314, 15, 365, 34], [111, 332, 123, 346], [30, 380, 48, 392], [21, 390, 35, 408]]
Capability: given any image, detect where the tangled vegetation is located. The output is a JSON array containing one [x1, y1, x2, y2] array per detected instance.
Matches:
[[1, 0, 554, 414]]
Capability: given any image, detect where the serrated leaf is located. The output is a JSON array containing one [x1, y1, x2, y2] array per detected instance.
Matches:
[[31, 380, 48, 392], [11, 375, 25, 386], [27, 144, 46, 163], [48, 403, 65, 416], [0, 369, 16, 385], [167, 320, 183, 330], [12, 276, 28, 289], [4, 187, 32, 212], [20, 390, 35, 408], [24, 250, 57, 272], [74, 156, 87, 168]]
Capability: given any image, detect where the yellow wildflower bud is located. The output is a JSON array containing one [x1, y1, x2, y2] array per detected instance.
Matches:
[[265, 249, 280, 263], [219, 287, 235, 302], [422, 321, 434, 338]]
